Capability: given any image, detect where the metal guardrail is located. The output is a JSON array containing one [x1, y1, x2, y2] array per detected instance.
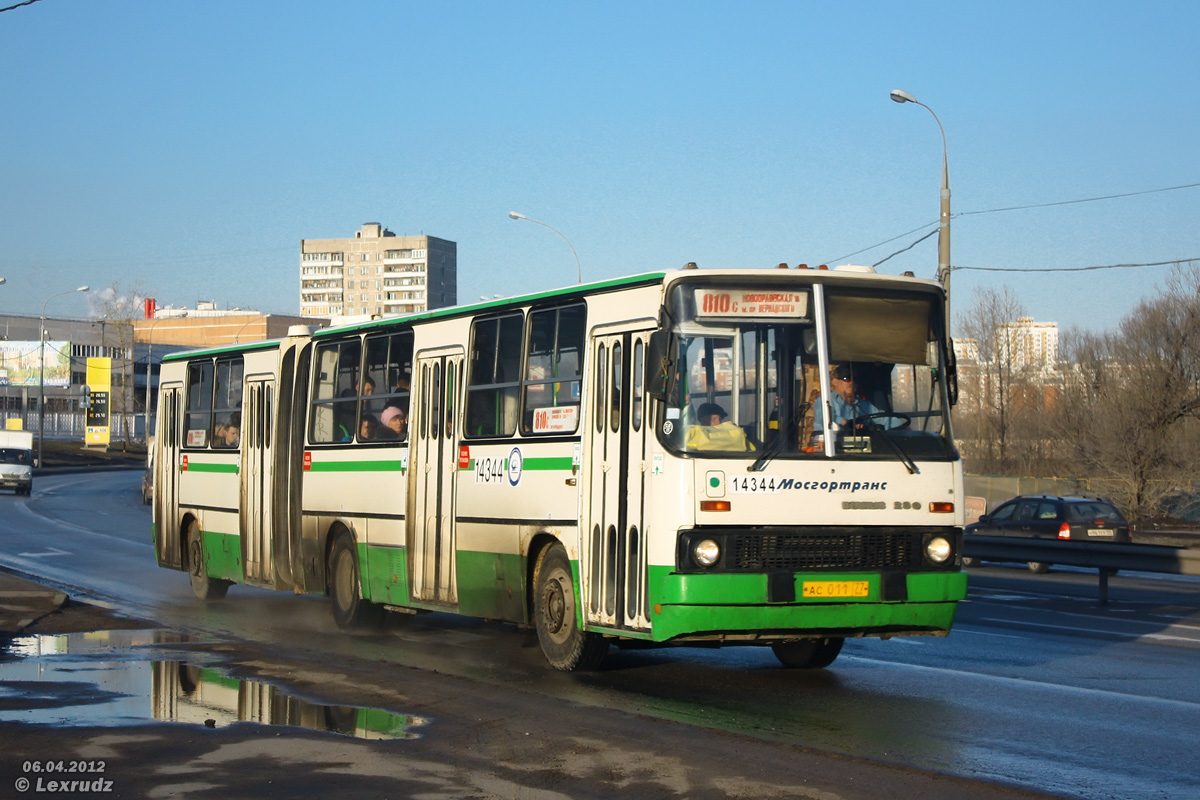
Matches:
[[963, 535, 1200, 603]]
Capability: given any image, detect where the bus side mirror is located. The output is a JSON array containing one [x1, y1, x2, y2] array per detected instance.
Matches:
[[946, 338, 959, 407], [645, 331, 676, 400]]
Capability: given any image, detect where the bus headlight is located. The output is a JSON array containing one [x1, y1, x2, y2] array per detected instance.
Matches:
[[693, 539, 721, 567], [925, 536, 952, 564]]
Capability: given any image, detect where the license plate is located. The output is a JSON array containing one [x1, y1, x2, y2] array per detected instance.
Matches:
[[1087, 529, 1115, 537], [802, 580, 870, 598]]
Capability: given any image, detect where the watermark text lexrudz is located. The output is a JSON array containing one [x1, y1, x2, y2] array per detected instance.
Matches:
[[15, 776, 115, 793]]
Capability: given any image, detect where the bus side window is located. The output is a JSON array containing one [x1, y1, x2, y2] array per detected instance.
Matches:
[[521, 303, 584, 435], [310, 340, 361, 443], [465, 312, 523, 438], [184, 361, 214, 448], [363, 331, 412, 443], [211, 357, 243, 449]]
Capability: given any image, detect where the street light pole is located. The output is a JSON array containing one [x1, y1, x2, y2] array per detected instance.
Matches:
[[508, 211, 583, 284], [890, 89, 951, 318], [38, 286, 90, 467]]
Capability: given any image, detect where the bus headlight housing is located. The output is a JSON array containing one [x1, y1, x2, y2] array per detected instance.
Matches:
[[925, 536, 952, 564], [693, 539, 721, 567]]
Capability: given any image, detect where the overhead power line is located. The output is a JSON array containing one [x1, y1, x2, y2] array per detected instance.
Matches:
[[952, 258, 1198, 274], [828, 181, 1200, 264], [957, 182, 1200, 217], [0, 0, 44, 13]]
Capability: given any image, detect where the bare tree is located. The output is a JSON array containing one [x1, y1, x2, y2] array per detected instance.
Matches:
[[955, 285, 1029, 473], [1054, 266, 1200, 519]]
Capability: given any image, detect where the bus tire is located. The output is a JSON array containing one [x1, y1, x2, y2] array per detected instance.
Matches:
[[771, 637, 844, 669], [329, 533, 385, 631], [533, 543, 608, 671], [186, 520, 230, 601], [1028, 561, 1050, 574]]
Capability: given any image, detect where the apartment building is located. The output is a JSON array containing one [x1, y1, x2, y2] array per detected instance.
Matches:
[[1002, 317, 1059, 370], [300, 223, 457, 320]]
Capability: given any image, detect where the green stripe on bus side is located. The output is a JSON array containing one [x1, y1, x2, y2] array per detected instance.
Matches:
[[184, 462, 240, 474], [318, 271, 667, 338], [309, 460, 407, 473], [162, 339, 281, 363]]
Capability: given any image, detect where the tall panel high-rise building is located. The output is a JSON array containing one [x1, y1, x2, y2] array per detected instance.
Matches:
[[300, 223, 457, 320], [1001, 316, 1059, 370]]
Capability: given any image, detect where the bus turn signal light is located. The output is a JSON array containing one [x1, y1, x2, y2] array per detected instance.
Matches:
[[929, 502, 954, 513], [700, 500, 731, 512]]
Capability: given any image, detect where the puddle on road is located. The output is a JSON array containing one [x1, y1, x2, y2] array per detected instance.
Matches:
[[0, 630, 427, 739]]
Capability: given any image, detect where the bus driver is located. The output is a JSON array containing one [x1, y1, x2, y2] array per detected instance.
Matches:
[[813, 364, 891, 432]]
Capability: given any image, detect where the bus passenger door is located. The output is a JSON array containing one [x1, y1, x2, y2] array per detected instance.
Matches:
[[584, 328, 652, 631], [409, 349, 463, 605], [241, 378, 275, 585], [155, 384, 183, 568]]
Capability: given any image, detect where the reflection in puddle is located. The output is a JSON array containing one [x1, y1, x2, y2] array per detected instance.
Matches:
[[0, 631, 426, 739]]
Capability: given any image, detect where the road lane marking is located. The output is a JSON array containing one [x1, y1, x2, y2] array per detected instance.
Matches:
[[976, 616, 1200, 645], [17, 546, 71, 558], [841, 654, 1200, 709]]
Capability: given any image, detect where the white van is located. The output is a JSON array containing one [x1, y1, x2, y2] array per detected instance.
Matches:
[[0, 430, 34, 496]]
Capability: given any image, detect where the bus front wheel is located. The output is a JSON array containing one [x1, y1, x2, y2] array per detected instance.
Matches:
[[328, 533, 385, 631], [186, 521, 229, 601], [533, 544, 608, 671], [771, 637, 844, 669]]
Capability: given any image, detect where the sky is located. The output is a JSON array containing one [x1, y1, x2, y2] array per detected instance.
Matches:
[[1, 0, 1197, 337]]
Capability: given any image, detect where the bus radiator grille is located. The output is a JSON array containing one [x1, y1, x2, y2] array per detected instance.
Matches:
[[731, 532, 915, 571]]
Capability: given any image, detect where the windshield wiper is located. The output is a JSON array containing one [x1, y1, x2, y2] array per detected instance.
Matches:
[[748, 437, 782, 472], [867, 424, 919, 475]]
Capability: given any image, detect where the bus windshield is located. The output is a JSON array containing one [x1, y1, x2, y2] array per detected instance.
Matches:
[[658, 280, 955, 461]]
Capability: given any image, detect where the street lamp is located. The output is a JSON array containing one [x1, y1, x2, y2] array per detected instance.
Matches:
[[508, 211, 583, 284], [38, 286, 90, 467], [890, 89, 951, 314], [145, 311, 187, 442]]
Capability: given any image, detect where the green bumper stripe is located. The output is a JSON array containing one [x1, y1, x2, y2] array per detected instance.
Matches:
[[645, 567, 967, 642]]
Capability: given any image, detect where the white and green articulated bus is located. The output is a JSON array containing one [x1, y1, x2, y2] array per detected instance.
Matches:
[[153, 264, 968, 670]]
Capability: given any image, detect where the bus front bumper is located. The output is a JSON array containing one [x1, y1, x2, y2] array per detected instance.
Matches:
[[647, 569, 968, 643]]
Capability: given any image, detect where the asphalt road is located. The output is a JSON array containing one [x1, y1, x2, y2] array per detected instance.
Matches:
[[2, 471, 1198, 800]]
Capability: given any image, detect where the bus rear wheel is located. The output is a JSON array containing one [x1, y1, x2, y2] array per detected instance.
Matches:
[[771, 637, 844, 669], [328, 533, 385, 631], [533, 544, 608, 671], [186, 521, 230, 601]]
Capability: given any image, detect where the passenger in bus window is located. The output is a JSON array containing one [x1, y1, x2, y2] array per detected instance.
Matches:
[[356, 377, 375, 396], [685, 402, 754, 452], [221, 411, 241, 448], [359, 414, 378, 441], [379, 405, 407, 440]]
